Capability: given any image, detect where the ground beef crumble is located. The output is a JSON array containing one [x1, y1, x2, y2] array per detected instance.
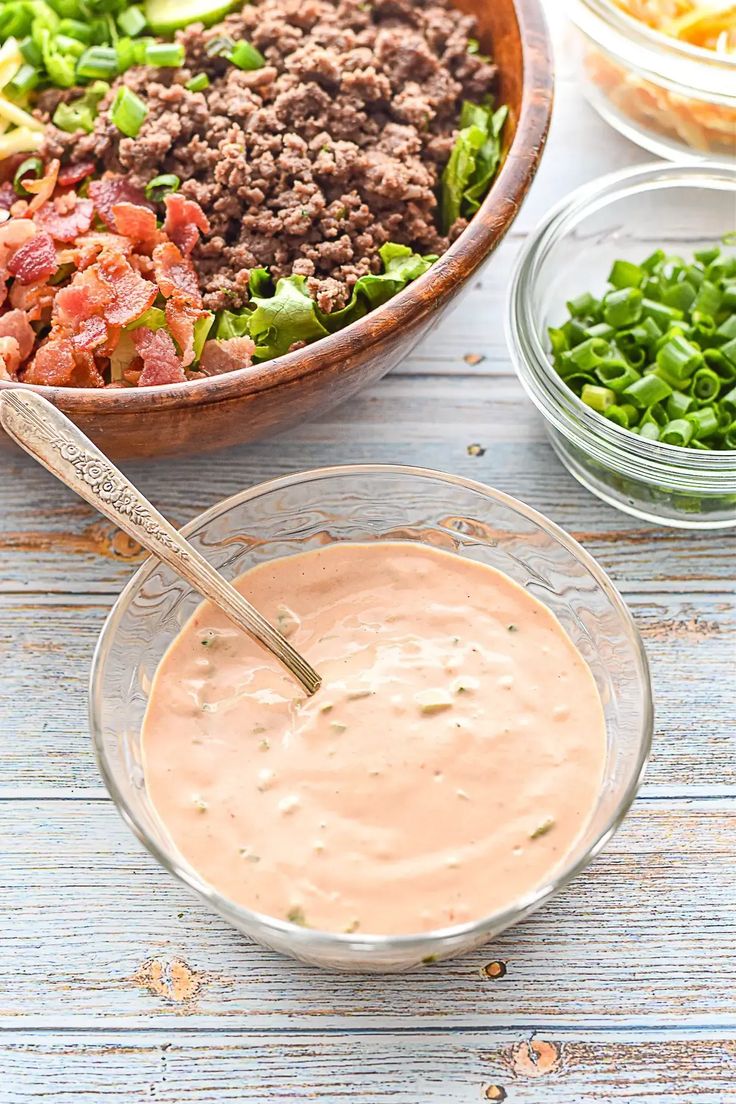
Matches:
[[41, 0, 497, 312]]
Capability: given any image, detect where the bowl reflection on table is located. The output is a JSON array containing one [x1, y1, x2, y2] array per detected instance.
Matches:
[[90, 465, 652, 972]]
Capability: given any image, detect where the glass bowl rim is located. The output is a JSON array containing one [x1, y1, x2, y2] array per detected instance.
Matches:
[[507, 160, 736, 484], [568, 0, 736, 79], [89, 463, 654, 952]]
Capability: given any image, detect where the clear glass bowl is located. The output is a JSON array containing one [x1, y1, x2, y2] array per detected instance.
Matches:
[[508, 162, 736, 529], [90, 465, 652, 973], [567, 0, 736, 162]]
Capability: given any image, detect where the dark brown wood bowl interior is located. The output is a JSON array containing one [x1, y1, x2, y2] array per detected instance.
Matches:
[[0, 0, 553, 460]]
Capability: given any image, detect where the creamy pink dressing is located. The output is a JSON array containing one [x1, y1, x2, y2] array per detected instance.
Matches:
[[142, 542, 607, 935]]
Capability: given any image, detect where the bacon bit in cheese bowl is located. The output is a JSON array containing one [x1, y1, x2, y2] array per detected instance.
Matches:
[[568, 0, 736, 162]]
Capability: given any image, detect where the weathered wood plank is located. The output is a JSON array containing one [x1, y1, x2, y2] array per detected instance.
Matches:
[[1, 376, 734, 599], [1, 586, 732, 793], [1, 799, 734, 1027], [2, 1029, 733, 1103]]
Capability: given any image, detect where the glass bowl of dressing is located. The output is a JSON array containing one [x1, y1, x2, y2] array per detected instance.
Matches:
[[90, 465, 653, 972]]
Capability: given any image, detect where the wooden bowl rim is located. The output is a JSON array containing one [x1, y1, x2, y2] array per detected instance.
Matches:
[[0, 0, 553, 415]]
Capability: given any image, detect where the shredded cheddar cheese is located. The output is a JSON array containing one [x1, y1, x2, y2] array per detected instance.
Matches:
[[614, 0, 736, 53]]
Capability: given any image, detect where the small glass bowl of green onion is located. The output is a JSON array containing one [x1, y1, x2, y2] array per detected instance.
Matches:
[[508, 162, 736, 529]]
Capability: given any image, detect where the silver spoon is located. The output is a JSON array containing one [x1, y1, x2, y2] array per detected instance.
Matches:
[[0, 389, 322, 696]]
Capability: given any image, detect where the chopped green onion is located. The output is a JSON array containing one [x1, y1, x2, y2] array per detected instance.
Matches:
[[566, 291, 598, 318], [145, 172, 180, 201], [77, 44, 119, 80], [53, 80, 109, 135], [622, 374, 672, 408], [662, 281, 696, 312], [568, 337, 609, 371], [7, 62, 40, 97], [227, 39, 265, 69], [19, 36, 42, 67], [656, 334, 703, 380], [604, 404, 632, 428], [117, 5, 147, 36], [143, 42, 185, 67], [55, 34, 86, 58], [666, 391, 693, 420], [595, 360, 641, 393], [110, 84, 148, 137], [603, 287, 643, 328], [722, 337, 736, 370], [205, 33, 235, 57], [608, 259, 644, 289], [686, 406, 720, 439], [13, 156, 43, 196], [547, 242, 736, 450], [58, 18, 93, 43], [721, 385, 736, 415], [691, 367, 721, 403], [581, 384, 615, 413], [185, 71, 209, 91], [660, 419, 693, 447], [641, 297, 683, 328]]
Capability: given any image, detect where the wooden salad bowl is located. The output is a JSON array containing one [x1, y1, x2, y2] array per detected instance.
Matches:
[[0, 0, 553, 460]]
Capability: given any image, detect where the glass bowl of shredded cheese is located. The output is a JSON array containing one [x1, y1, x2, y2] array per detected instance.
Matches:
[[568, 0, 735, 161]]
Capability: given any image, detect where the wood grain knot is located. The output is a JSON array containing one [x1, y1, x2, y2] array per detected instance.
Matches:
[[133, 956, 202, 1004], [484, 1085, 507, 1101], [507, 1039, 561, 1078], [480, 960, 507, 980]]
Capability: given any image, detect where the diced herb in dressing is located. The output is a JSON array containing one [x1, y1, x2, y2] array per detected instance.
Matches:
[[529, 817, 555, 840]]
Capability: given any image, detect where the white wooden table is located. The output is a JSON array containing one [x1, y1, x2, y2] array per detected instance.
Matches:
[[2, 9, 735, 1102]]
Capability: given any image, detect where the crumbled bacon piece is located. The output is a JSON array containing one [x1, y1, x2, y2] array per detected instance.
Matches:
[[0, 182, 15, 210], [24, 159, 60, 215], [163, 193, 210, 255], [9, 278, 55, 320], [54, 265, 109, 327], [71, 315, 108, 351], [34, 196, 94, 242], [24, 336, 105, 387], [165, 297, 206, 368], [199, 336, 256, 375], [111, 202, 160, 247], [0, 308, 35, 361], [89, 176, 153, 230], [153, 241, 201, 302], [132, 326, 186, 386], [56, 161, 96, 188], [64, 232, 135, 270], [97, 251, 157, 327], [23, 336, 75, 386], [0, 335, 21, 379], [7, 230, 57, 284]]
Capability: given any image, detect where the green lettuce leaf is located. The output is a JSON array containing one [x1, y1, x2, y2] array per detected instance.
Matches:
[[322, 243, 437, 331], [248, 274, 329, 360], [440, 100, 508, 234], [212, 244, 435, 362]]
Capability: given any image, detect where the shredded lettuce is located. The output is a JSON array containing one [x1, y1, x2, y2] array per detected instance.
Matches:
[[248, 274, 330, 360], [440, 100, 508, 234], [213, 242, 435, 363], [322, 243, 436, 331]]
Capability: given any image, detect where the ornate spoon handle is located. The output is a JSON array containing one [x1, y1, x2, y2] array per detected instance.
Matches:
[[0, 389, 321, 696]]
